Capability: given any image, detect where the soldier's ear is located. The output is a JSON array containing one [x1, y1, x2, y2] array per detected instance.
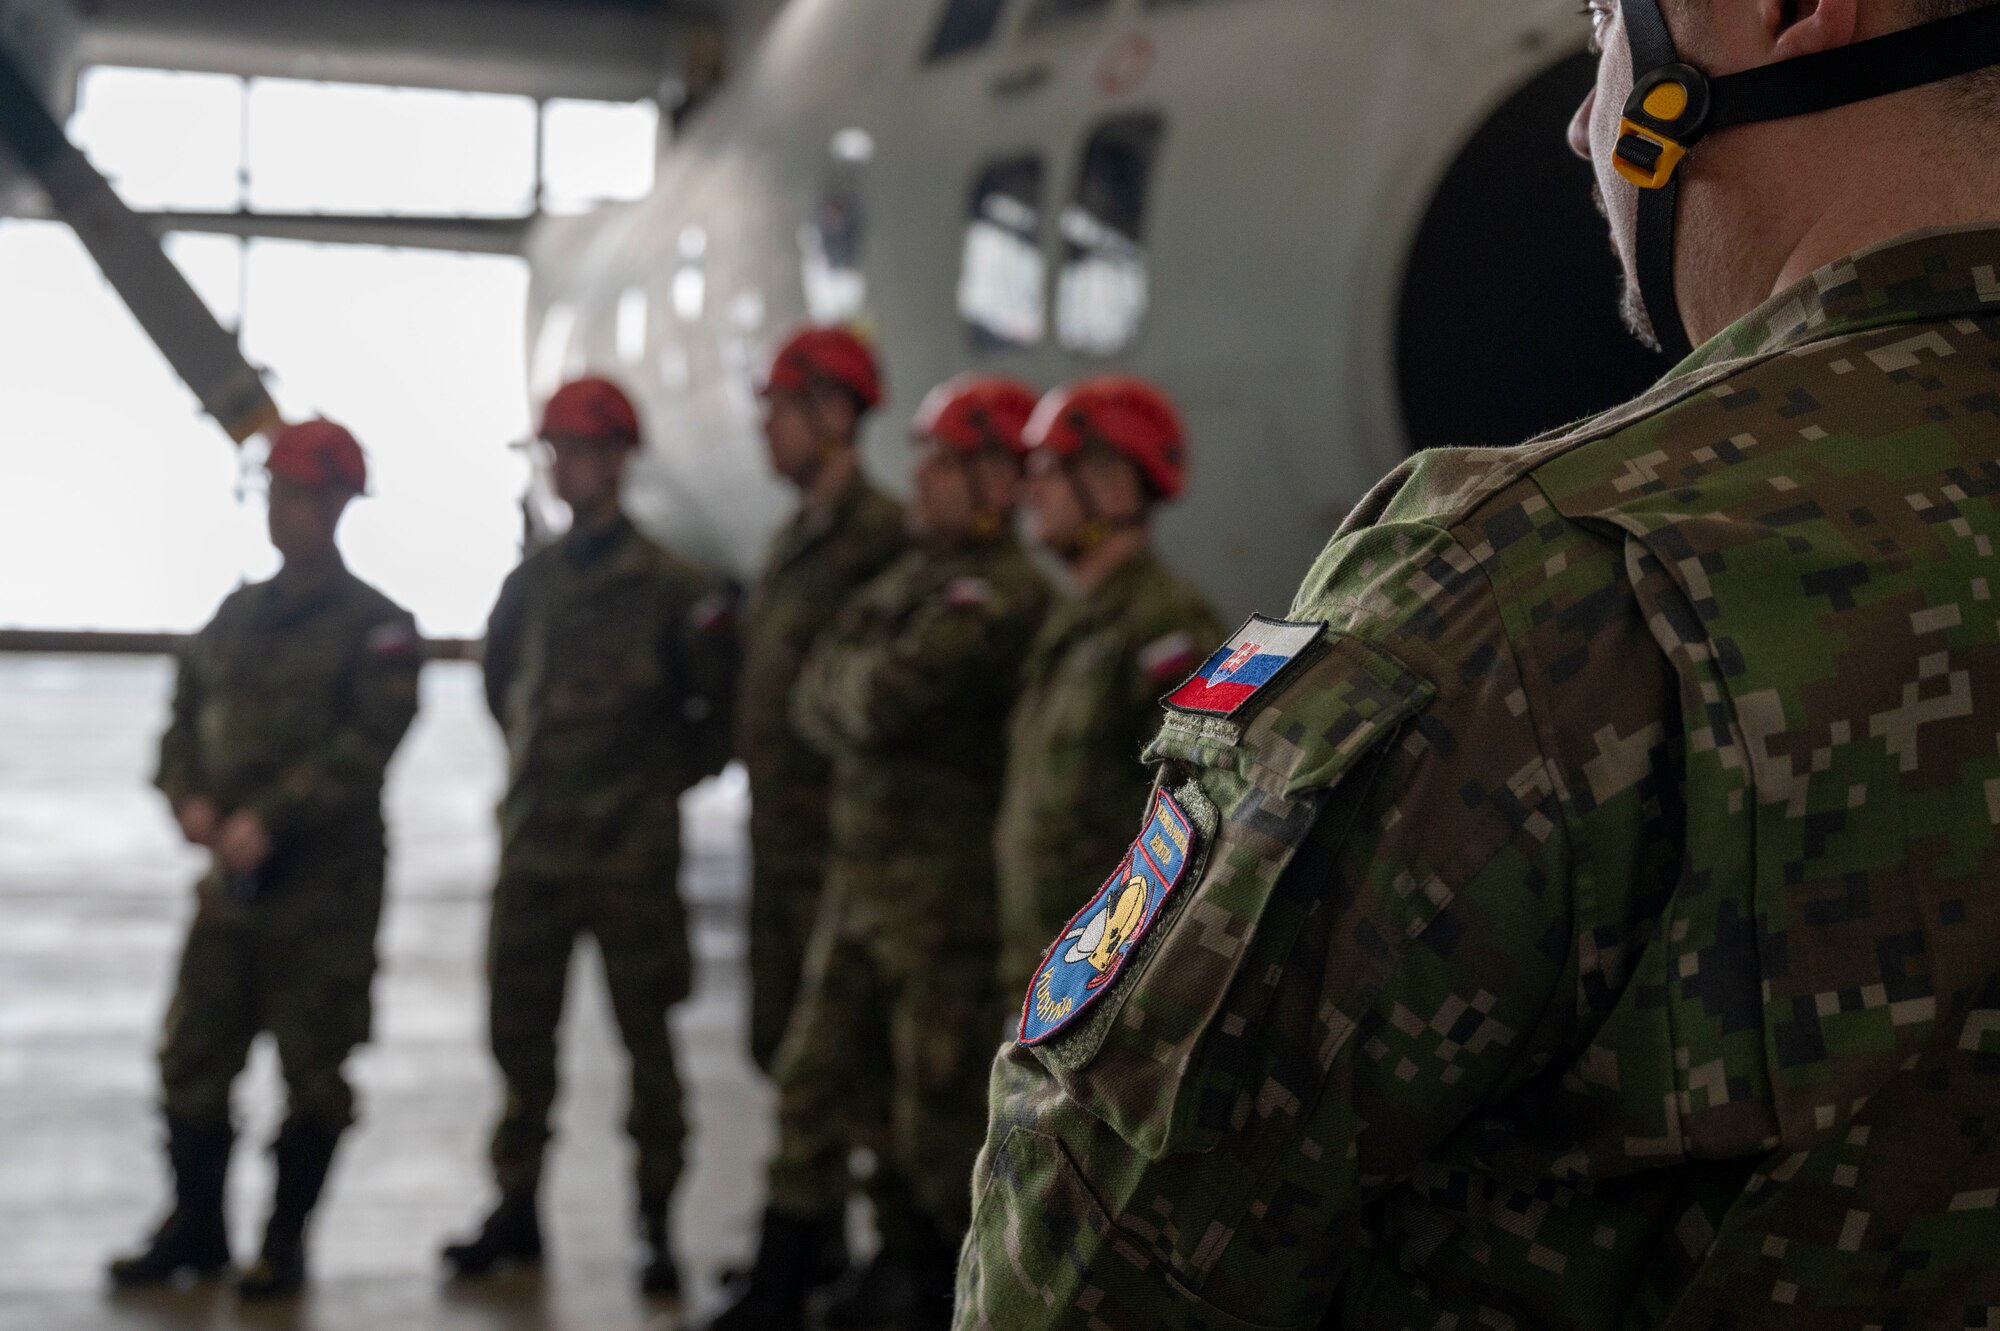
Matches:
[[1766, 0, 1858, 60]]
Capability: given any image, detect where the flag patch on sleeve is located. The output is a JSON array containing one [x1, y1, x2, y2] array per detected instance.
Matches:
[[1020, 788, 1196, 1047], [1162, 615, 1324, 718]]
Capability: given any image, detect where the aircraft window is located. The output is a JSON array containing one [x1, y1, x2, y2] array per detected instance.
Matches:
[[800, 132, 869, 323], [1023, 0, 1114, 30], [959, 157, 1047, 351], [673, 225, 707, 324], [1056, 115, 1161, 356], [928, 0, 1011, 60], [617, 289, 648, 365]]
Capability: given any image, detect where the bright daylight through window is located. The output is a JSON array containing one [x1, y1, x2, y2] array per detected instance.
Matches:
[[0, 67, 658, 638]]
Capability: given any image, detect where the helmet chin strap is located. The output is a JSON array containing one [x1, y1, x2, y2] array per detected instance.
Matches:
[[1616, 0, 2000, 362], [1058, 458, 1144, 561]]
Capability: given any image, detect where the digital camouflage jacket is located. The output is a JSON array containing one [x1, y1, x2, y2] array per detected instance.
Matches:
[[157, 554, 420, 859], [959, 226, 2000, 1329], [485, 514, 735, 883]]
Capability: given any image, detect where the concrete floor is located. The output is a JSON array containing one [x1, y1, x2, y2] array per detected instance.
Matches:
[[0, 656, 777, 1331]]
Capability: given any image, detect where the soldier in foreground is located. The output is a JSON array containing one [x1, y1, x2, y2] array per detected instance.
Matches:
[[995, 377, 1219, 1004], [734, 326, 913, 1315], [442, 377, 733, 1296], [959, 0, 2000, 1326], [710, 377, 1050, 1330], [109, 420, 420, 1299]]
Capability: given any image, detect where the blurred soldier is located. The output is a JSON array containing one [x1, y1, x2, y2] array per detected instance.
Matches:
[[958, 1, 2000, 1327], [709, 377, 1049, 1331], [733, 327, 911, 1311], [109, 420, 420, 1299], [995, 377, 1219, 1004], [739, 326, 908, 1073], [442, 377, 734, 1297]]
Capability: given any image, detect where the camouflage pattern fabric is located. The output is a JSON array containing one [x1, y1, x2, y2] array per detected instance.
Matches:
[[958, 225, 2000, 1329], [154, 557, 420, 1133], [736, 475, 909, 1071], [994, 548, 1220, 1001], [480, 515, 733, 1199], [768, 537, 1049, 1232]]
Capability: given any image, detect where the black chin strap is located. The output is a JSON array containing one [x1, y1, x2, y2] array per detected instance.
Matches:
[[1618, 0, 2000, 361]]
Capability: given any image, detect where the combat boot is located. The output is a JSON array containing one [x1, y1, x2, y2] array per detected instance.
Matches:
[[440, 1186, 543, 1277], [701, 1207, 842, 1331], [235, 1119, 341, 1300], [106, 1115, 234, 1288], [638, 1194, 679, 1297]]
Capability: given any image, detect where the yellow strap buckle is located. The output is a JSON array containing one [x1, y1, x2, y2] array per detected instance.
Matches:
[[1616, 66, 1709, 190]]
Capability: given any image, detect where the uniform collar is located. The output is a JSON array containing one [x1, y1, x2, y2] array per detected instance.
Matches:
[[561, 512, 636, 568], [776, 470, 869, 568], [1673, 222, 2000, 379]]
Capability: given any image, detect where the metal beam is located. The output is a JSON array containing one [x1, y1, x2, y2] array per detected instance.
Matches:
[[143, 209, 535, 256], [79, 0, 688, 102], [0, 628, 481, 661], [0, 40, 279, 441]]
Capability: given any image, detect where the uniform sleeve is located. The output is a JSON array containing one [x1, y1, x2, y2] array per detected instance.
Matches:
[[957, 518, 1677, 1328], [791, 582, 1021, 752], [248, 610, 423, 840], [482, 564, 529, 727], [670, 575, 740, 788], [154, 632, 209, 808]]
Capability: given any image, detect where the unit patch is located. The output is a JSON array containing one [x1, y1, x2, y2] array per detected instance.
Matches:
[[1019, 788, 1196, 1047], [1162, 615, 1324, 718]]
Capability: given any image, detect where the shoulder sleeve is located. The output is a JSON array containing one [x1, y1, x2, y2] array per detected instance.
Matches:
[[154, 612, 221, 806], [666, 563, 740, 788], [960, 501, 1681, 1327]]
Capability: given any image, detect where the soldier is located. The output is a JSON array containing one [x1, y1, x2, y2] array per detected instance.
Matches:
[[995, 377, 1220, 1003], [442, 376, 733, 1296], [959, 1, 2000, 1327], [739, 326, 908, 1074], [709, 376, 1050, 1331], [108, 419, 420, 1299], [733, 326, 912, 1317]]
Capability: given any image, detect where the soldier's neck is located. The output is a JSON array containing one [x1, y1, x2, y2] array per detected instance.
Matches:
[[1066, 528, 1149, 594], [569, 498, 624, 536], [277, 544, 343, 583], [801, 447, 859, 516]]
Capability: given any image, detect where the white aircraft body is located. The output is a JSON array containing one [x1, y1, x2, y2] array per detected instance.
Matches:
[[526, 0, 1670, 617]]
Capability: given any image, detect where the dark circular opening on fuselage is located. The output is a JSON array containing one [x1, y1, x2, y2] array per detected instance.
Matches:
[[1397, 51, 1668, 453]]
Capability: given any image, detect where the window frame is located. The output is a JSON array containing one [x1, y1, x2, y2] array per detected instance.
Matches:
[[957, 152, 1051, 353], [1054, 111, 1166, 357]]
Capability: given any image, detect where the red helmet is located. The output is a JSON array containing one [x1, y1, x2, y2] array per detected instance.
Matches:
[[266, 419, 367, 494], [1024, 376, 1188, 502], [762, 326, 883, 411], [912, 375, 1039, 458], [540, 376, 641, 448]]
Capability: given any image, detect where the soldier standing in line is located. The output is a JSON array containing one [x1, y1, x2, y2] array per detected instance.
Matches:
[[994, 377, 1220, 1006], [441, 376, 734, 1297], [732, 326, 914, 1317], [108, 420, 421, 1300], [708, 376, 1050, 1331], [957, 0, 2000, 1326]]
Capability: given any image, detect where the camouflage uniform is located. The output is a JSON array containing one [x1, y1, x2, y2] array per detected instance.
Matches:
[[737, 476, 909, 1071], [959, 226, 2000, 1329], [154, 558, 420, 1135], [772, 536, 1049, 1234], [480, 515, 733, 1202], [995, 549, 1220, 1000]]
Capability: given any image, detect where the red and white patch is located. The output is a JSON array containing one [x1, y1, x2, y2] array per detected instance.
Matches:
[[1137, 630, 1201, 686], [367, 622, 419, 661], [945, 577, 994, 610]]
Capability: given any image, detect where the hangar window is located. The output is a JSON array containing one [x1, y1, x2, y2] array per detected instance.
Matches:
[[1057, 114, 1161, 356], [800, 131, 869, 323], [959, 157, 1046, 350], [1024, 0, 1113, 29], [928, 0, 1012, 60]]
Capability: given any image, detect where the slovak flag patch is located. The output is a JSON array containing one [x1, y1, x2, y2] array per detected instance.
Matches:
[[1162, 615, 1325, 718], [1020, 789, 1196, 1047]]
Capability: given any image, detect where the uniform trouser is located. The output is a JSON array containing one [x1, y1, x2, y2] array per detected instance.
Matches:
[[748, 854, 826, 1075], [767, 862, 998, 1235], [160, 862, 383, 1136], [485, 869, 690, 1201]]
